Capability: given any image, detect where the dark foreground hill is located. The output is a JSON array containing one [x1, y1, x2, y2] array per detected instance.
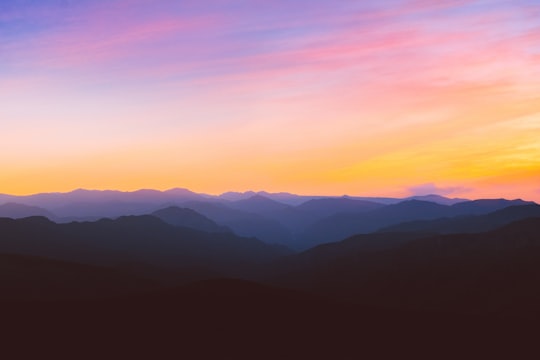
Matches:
[[380, 203, 540, 234], [0, 215, 289, 280], [0, 202, 57, 220], [1, 217, 540, 357], [300, 198, 532, 248], [0, 253, 156, 300], [2, 279, 536, 359], [271, 217, 540, 316], [151, 206, 231, 233]]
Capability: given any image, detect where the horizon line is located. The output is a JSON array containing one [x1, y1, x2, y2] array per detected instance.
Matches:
[[3, 187, 533, 202]]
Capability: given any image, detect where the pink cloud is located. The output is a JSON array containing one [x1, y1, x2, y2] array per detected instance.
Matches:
[[6, 0, 540, 104]]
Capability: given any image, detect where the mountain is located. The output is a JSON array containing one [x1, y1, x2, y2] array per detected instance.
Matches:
[[218, 191, 258, 201], [0, 202, 57, 220], [0, 278, 429, 359], [300, 199, 537, 249], [300, 200, 452, 248], [0, 216, 290, 279], [3, 276, 533, 359], [151, 206, 230, 233], [229, 195, 290, 213], [0, 188, 210, 218], [2, 205, 540, 357], [294, 197, 384, 218], [450, 198, 533, 215], [181, 200, 294, 245], [0, 253, 156, 300], [247, 197, 386, 243], [380, 204, 540, 234], [53, 201, 156, 218], [270, 217, 540, 316], [256, 191, 320, 206], [405, 194, 468, 205], [218, 191, 320, 205], [1, 189, 536, 251]]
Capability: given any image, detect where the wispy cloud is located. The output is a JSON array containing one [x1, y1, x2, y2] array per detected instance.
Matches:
[[1, 0, 539, 198]]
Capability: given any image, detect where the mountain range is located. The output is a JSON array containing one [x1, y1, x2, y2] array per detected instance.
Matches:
[[0, 189, 535, 250], [1, 188, 539, 357]]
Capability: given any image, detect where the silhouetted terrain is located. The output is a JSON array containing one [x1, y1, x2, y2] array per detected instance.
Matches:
[[4, 190, 530, 250], [151, 206, 231, 233], [0, 202, 57, 220], [0, 216, 289, 280], [263, 197, 385, 236], [0, 188, 207, 209], [405, 194, 468, 205], [0, 253, 156, 300], [179, 200, 295, 245], [271, 217, 540, 317], [300, 198, 532, 248], [229, 194, 291, 213], [1, 190, 539, 357], [2, 278, 537, 358], [380, 204, 540, 234]]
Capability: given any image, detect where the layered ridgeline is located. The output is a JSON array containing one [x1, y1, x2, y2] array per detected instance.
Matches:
[[268, 217, 540, 315], [0, 189, 536, 249], [1, 213, 540, 313], [1, 192, 540, 355], [0, 215, 289, 290]]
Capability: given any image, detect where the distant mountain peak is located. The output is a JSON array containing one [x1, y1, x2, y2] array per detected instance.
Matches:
[[164, 187, 198, 195], [151, 206, 228, 233], [0, 202, 57, 220], [229, 194, 289, 213], [235, 194, 286, 205], [405, 194, 468, 205], [246, 194, 274, 201]]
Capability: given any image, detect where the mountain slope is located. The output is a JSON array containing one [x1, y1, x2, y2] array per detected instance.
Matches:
[[0, 253, 157, 300], [229, 195, 290, 213], [300, 200, 451, 248], [0, 216, 290, 278], [405, 194, 468, 205], [181, 200, 294, 245], [271, 217, 540, 315], [300, 199, 536, 248], [295, 197, 384, 218], [151, 206, 230, 233], [0, 202, 57, 220], [380, 204, 540, 234], [449, 198, 533, 215]]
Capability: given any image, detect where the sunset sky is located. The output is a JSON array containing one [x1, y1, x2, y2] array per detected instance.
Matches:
[[1, 0, 539, 200]]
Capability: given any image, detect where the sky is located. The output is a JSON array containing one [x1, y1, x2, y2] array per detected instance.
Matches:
[[1, 0, 539, 200]]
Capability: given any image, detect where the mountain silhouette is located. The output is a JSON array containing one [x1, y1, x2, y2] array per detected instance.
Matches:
[[0, 188, 210, 220], [180, 200, 294, 245], [229, 194, 290, 213], [1, 278, 436, 359], [299, 199, 535, 248], [405, 194, 468, 205], [0, 202, 57, 220], [380, 204, 540, 233], [250, 197, 387, 247], [218, 191, 319, 205], [0, 253, 156, 300], [2, 207, 540, 357], [151, 206, 230, 233], [449, 198, 533, 215], [271, 217, 540, 316], [2, 189, 534, 250], [300, 200, 451, 248], [0, 216, 290, 279], [295, 197, 384, 218]]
